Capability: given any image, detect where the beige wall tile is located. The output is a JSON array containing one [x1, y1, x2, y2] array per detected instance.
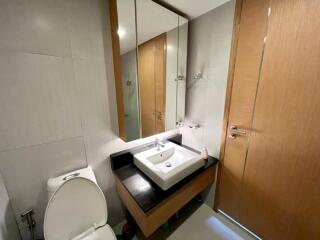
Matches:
[[0, 51, 82, 151], [0, 0, 71, 57], [66, 0, 106, 60], [182, 1, 235, 158], [0, 137, 87, 238], [73, 58, 112, 137]]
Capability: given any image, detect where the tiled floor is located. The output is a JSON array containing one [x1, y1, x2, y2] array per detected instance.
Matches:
[[113, 201, 256, 240]]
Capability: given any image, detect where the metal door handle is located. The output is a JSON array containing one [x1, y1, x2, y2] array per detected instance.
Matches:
[[229, 125, 248, 139], [152, 111, 163, 120]]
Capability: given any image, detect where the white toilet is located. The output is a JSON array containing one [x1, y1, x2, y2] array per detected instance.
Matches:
[[44, 167, 117, 240]]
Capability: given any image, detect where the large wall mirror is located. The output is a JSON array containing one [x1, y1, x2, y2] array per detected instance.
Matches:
[[110, 0, 188, 141]]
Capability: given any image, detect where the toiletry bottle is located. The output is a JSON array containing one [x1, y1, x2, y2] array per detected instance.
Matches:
[[201, 147, 208, 165]]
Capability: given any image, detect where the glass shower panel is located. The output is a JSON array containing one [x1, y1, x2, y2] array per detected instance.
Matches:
[[117, 0, 140, 141]]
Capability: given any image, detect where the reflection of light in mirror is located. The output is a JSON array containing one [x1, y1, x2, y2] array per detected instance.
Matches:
[[206, 216, 245, 240], [167, 44, 173, 51], [117, 27, 126, 39]]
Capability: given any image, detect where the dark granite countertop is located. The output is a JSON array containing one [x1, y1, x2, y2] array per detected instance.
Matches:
[[110, 134, 219, 212]]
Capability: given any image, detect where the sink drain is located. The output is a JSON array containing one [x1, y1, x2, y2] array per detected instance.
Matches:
[[165, 162, 172, 167]]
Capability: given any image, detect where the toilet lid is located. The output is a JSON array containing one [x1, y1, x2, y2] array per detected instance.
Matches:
[[44, 177, 108, 240], [80, 225, 117, 240]]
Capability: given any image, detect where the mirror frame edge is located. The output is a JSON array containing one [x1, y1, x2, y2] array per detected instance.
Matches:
[[109, 0, 127, 141]]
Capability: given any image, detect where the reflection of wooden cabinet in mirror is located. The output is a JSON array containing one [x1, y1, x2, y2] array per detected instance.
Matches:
[[138, 34, 166, 138], [109, 0, 126, 140], [109, 0, 188, 142]]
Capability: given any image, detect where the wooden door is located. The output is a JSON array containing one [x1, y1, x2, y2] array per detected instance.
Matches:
[[217, 0, 270, 221], [138, 34, 166, 137], [153, 35, 166, 133], [217, 0, 320, 239]]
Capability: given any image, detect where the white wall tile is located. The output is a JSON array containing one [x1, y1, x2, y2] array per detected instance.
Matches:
[[66, 0, 106, 60], [181, 81, 206, 151], [186, 82, 207, 123], [203, 67, 228, 158], [165, 28, 178, 131], [177, 22, 188, 123], [180, 1, 235, 208], [0, 51, 82, 151], [182, 1, 235, 158], [0, 137, 87, 239], [84, 134, 125, 225], [0, 0, 122, 239], [73, 58, 112, 137], [0, 0, 71, 57], [180, 125, 204, 151]]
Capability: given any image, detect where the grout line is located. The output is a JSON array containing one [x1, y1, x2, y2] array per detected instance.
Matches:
[[0, 48, 72, 59], [82, 136, 89, 167], [0, 48, 105, 62], [0, 135, 84, 153], [70, 52, 89, 167], [62, 0, 75, 61]]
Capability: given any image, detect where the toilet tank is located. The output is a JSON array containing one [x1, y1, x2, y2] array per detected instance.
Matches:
[[47, 166, 97, 201]]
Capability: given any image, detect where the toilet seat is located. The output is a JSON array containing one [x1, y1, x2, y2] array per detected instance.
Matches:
[[44, 177, 116, 240]]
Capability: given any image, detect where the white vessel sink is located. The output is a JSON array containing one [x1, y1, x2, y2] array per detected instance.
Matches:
[[134, 141, 205, 190]]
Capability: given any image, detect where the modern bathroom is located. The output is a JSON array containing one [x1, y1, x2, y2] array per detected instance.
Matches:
[[0, 0, 319, 239]]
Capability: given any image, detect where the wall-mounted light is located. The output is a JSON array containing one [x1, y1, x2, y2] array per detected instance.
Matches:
[[117, 27, 126, 39]]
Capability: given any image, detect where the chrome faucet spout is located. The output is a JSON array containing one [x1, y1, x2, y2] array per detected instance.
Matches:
[[155, 137, 165, 150]]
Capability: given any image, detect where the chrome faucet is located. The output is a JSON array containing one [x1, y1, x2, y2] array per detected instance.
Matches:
[[155, 137, 165, 151]]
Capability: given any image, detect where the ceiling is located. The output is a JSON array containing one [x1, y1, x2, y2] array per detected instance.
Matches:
[[160, 0, 232, 19], [117, 0, 231, 54], [118, 0, 186, 54]]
